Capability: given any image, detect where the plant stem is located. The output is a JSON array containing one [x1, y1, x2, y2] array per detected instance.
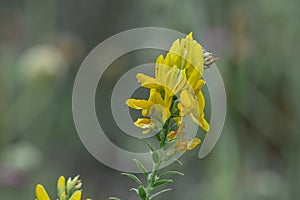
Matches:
[[144, 159, 161, 200], [143, 119, 171, 200]]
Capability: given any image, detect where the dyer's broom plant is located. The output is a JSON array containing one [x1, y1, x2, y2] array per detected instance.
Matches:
[[110, 32, 218, 200]]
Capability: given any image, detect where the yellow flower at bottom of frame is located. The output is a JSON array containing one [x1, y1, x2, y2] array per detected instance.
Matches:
[[36, 184, 50, 200], [69, 191, 82, 200]]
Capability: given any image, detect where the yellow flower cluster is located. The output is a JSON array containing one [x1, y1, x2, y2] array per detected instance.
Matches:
[[35, 176, 92, 200], [126, 33, 210, 151]]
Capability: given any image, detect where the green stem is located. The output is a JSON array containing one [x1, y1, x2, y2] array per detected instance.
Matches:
[[139, 97, 178, 200], [160, 118, 171, 148], [145, 159, 161, 200], [143, 119, 171, 200]]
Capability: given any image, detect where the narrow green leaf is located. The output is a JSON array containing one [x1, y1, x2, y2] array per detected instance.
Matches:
[[138, 186, 147, 199], [121, 173, 143, 186], [109, 197, 121, 200], [159, 171, 184, 178], [149, 188, 172, 199], [152, 179, 173, 188], [133, 159, 149, 177], [130, 188, 138, 194], [152, 151, 160, 164], [140, 138, 155, 151], [175, 159, 183, 165]]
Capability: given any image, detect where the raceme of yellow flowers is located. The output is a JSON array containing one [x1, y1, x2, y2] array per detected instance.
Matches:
[[35, 176, 92, 200], [126, 32, 210, 152]]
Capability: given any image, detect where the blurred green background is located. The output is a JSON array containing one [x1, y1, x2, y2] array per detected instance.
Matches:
[[1, 0, 300, 199]]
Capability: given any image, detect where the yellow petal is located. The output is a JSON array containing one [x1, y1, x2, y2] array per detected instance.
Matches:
[[141, 81, 163, 90], [196, 90, 205, 112], [193, 79, 205, 92], [188, 112, 210, 132], [167, 131, 177, 141], [136, 73, 162, 90], [126, 99, 153, 109], [169, 39, 180, 56], [57, 176, 66, 195], [164, 52, 172, 65], [36, 184, 50, 200], [142, 129, 151, 134], [180, 90, 194, 111], [69, 191, 82, 200], [149, 89, 164, 105], [187, 68, 200, 89], [189, 90, 209, 131], [199, 117, 210, 132], [142, 108, 149, 116], [187, 138, 201, 150], [134, 118, 152, 129], [155, 55, 170, 79], [136, 73, 156, 84], [173, 116, 182, 125], [60, 192, 67, 200]]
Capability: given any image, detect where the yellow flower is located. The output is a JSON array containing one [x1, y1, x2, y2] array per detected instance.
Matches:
[[179, 88, 210, 132], [69, 191, 82, 200], [171, 123, 201, 152], [134, 118, 155, 134], [127, 88, 172, 123], [57, 176, 66, 200], [187, 138, 201, 150], [127, 32, 210, 133], [36, 184, 50, 200], [167, 131, 177, 141], [175, 138, 201, 152], [35, 175, 92, 200], [168, 32, 204, 80], [136, 65, 187, 96]]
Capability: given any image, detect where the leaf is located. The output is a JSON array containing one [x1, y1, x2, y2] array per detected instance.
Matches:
[[121, 173, 143, 186], [175, 159, 183, 165], [152, 179, 173, 188], [151, 151, 160, 164], [149, 188, 172, 199], [138, 186, 147, 199], [130, 188, 138, 194], [140, 138, 155, 151], [133, 159, 149, 177], [109, 197, 121, 200], [159, 171, 184, 178]]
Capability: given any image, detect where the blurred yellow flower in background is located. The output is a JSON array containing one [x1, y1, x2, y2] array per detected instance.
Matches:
[[35, 176, 92, 200], [35, 184, 50, 200]]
